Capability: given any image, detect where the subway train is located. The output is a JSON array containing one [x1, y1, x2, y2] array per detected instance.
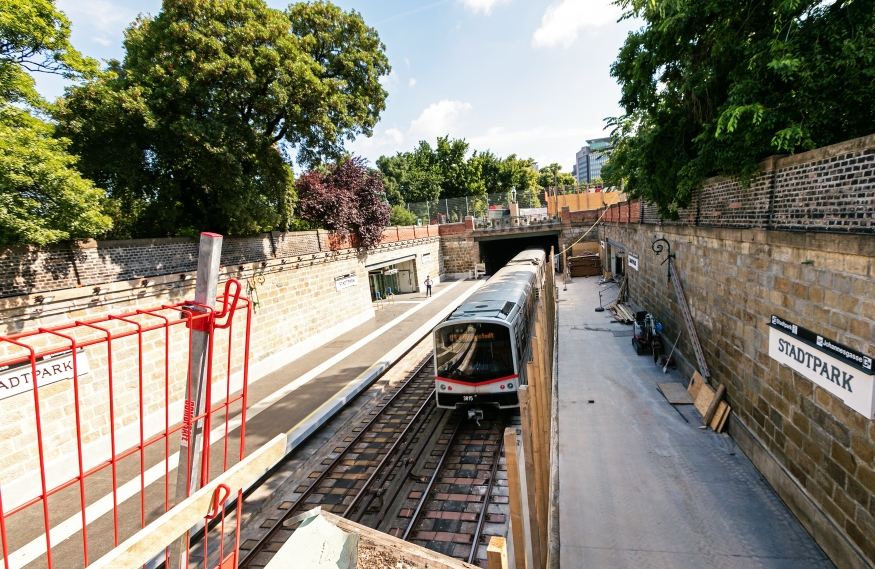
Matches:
[[433, 248, 546, 409]]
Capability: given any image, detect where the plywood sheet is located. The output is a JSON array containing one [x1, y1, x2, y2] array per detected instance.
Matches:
[[658, 383, 695, 405], [688, 371, 706, 399], [693, 384, 715, 416]]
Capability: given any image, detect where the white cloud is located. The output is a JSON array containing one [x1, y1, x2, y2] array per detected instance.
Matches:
[[458, 0, 510, 15], [409, 78, 417, 87], [58, 0, 136, 34], [532, 0, 621, 49], [379, 70, 399, 90], [91, 36, 113, 46], [408, 100, 473, 140], [403, 58, 411, 68]]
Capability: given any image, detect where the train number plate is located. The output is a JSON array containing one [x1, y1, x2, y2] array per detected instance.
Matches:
[[462, 395, 477, 402]]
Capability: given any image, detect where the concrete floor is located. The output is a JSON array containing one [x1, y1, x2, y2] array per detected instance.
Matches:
[[557, 276, 834, 568]]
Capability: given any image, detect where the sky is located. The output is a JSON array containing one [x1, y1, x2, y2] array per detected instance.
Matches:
[[36, 0, 640, 172]]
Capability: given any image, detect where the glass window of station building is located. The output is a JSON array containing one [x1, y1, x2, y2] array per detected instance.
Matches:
[[366, 257, 419, 301]]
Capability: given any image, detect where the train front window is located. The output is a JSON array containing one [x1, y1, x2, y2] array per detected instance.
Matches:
[[436, 323, 514, 382]]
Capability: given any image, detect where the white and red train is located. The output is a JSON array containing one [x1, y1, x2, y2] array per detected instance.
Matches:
[[433, 248, 547, 409]]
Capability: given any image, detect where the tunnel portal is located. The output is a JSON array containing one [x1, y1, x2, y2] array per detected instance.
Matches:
[[477, 233, 560, 275]]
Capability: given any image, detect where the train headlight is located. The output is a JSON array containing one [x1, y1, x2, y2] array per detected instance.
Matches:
[[507, 383, 514, 389], [440, 384, 446, 390]]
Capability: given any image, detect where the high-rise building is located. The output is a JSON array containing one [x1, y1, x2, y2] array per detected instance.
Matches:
[[574, 137, 612, 184]]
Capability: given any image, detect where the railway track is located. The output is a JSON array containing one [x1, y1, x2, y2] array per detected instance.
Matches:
[[235, 354, 512, 568], [238, 355, 442, 567], [389, 409, 508, 565]]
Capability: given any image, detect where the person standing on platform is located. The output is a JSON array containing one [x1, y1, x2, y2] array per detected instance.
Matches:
[[424, 276, 433, 297]]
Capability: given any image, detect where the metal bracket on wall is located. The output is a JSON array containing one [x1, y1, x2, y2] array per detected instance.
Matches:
[[652, 237, 711, 380]]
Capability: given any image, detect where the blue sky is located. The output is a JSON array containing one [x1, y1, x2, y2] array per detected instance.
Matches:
[[37, 0, 639, 171]]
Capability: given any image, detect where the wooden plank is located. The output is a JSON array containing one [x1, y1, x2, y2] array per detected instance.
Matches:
[[487, 536, 508, 569], [702, 384, 726, 426], [518, 386, 543, 569], [503, 428, 528, 569], [716, 405, 731, 433], [89, 434, 287, 569], [709, 401, 728, 431], [693, 384, 715, 417], [322, 512, 478, 569], [687, 371, 706, 398], [531, 336, 549, 553], [526, 357, 548, 562]]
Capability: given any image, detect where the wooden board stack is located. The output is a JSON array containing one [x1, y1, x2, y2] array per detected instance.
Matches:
[[568, 254, 601, 277], [688, 372, 730, 432], [606, 277, 635, 323]]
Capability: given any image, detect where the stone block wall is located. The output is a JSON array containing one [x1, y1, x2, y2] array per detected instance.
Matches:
[[0, 230, 440, 509], [602, 223, 875, 567]]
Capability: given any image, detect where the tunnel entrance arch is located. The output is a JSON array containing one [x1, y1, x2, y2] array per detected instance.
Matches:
[[476, 232, 560, 275]]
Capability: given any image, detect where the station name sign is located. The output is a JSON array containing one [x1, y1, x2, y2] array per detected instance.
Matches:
[[0, 349, 90, 401], [628, 253, 639, 271], [768, 315, 874, 418], [334, 273, 358, 291]]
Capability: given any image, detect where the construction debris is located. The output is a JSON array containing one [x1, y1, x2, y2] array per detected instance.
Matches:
[[687, 372, 730, 433], [605, 277, 634, 322]]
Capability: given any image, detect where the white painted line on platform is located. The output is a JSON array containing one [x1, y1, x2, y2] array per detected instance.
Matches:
[[6, 280, 470, 569]]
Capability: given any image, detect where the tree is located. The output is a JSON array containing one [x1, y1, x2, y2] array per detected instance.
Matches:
[[57, 0, 390, 238], [537, 163, 576, 189], [389, 204, 416, 226], [606, 0, 875, 218], [296, 156, 389, 248], [0, 0, 110, 246]]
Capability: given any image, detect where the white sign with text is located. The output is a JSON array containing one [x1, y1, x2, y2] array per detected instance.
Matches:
[[334, 274, 358, 291], [0, 350, 90, 401], [769, 327, 875, 419], [628, 254, 639, 271]]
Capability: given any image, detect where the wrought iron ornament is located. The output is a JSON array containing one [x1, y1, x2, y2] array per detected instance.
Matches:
[[651, 237, 675, 282]]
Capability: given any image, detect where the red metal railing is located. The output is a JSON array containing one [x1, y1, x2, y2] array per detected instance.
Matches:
[[0, 280, 252, 569]]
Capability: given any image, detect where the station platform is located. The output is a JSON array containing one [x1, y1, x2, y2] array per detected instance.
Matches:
[[556, 277, 834, 568], [8, 279, 482, 569]]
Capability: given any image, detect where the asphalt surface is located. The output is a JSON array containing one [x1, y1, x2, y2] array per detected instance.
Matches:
[[557, 276, 834, 568]]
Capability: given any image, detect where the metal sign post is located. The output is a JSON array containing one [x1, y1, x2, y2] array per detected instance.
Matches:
[[171, 232, 223, 568]]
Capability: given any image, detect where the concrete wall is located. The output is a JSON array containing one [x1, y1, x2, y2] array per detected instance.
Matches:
[[599, 134, 875, 568], [0, 229, 440, 511]]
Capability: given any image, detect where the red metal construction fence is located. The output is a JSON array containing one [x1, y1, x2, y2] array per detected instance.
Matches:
[[0, 279, 252, 569]]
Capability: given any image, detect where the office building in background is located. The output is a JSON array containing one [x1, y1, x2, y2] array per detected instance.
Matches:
[[574, 137, 612, 184]]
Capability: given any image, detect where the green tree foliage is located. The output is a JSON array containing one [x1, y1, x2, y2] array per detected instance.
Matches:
[[378, 139, 541, 205], [537, 163, 576, 189], [606, 0, 875, 218], [57, 0, 390, 238], [388, 204, 417, 226], [0, 0, 110, 246]]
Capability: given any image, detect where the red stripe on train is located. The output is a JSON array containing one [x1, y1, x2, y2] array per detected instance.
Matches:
[[434, 374, 519, 387]]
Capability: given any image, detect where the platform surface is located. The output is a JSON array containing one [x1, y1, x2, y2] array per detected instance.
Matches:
[[8, 279, 480, 569], [557, 276, 834, 568]]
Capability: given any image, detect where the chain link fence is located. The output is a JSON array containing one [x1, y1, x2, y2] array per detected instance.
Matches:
[[401, 185, 621, 225]]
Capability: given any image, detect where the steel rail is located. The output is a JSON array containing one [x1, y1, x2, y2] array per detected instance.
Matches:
[[401, 414, 465, 541], [343, 391, 437, 520], [467, 414, 508, 564], [238, 355, 435, 568], [367, 408, 450, 526]]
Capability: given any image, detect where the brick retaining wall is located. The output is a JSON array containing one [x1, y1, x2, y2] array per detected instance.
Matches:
[[629, 134, 875, 233]]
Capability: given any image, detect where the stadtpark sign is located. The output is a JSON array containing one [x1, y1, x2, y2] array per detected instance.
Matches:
[[0, 349, 91, 401], [768, 315, 874, 418]]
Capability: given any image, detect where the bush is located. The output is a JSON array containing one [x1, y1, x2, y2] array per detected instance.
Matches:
[[389, 205, 417, 226]]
